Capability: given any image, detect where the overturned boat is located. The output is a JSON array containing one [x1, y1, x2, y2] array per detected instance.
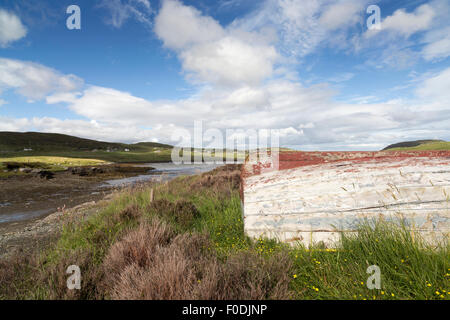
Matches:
[[241, 150, 450, 247]]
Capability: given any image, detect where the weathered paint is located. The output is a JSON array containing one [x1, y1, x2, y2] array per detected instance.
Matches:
[[241, 151, 450, 247]]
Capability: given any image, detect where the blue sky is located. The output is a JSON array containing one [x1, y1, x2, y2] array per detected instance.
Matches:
[[0, 0, 449, 150]]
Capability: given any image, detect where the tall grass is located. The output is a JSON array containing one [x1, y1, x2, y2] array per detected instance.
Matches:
[[289, 221, 449, 300], [0, 165, 448, 300]]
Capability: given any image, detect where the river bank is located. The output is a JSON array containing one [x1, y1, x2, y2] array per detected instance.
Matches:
[[0, 164, 151, 225], [0, 165, 448, 300], [0, 163, 219, 258]]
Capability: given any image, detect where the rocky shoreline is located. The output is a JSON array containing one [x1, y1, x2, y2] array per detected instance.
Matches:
[[0, 194, 114, 259], [0, 164, 155, 258]]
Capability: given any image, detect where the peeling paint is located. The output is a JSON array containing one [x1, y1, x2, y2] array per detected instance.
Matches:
[[241, 151, 450, 247]]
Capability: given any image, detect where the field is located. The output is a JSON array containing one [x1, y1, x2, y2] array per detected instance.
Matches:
[[1, 166, 448, 300], [383, 140, 450, 151]]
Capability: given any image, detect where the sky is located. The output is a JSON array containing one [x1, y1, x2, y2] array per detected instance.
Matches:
[[0, 0, 449, 150]]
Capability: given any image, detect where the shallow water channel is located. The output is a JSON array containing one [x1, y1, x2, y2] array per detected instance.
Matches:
[[0, 163, 219, 225]]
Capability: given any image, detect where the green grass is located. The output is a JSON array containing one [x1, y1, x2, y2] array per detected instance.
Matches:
[[0, 156, 110, 177], [0, 156, 107, 168], [1, 167, 448, 300], [386, 141, 450, 151], [289, 223, 449, 300]]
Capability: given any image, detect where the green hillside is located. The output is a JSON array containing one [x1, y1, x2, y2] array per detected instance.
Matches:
[[0, 132, 244, 164], [0, 132, 172, 152], [0, 132, 174, 163], [382, 139, 450, 151]]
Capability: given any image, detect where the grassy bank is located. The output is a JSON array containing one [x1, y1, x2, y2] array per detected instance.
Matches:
[[0, 156, 109, 178], [0, 166, 448, 300]]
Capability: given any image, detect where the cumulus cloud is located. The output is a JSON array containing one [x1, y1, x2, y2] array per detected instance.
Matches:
[[154, 0, 278, 86], [0, 58, 83, 101], [362, 0, 449, 65], [0, 9, 27, 47], [319, 0, 365, 31], [41, 71, 447, 149], [0, 116, 177, 143], [2, 62, 450, 149], [154, 0, 224, 49], [368, 4, 435, 38]]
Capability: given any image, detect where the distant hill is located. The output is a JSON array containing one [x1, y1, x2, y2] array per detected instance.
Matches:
[[0, 132, 172, 153], [382, 139, 450, 151], [133, 141, 173, 149]]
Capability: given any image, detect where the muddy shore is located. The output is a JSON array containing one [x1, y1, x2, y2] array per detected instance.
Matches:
[[0, 164, 156, 258], [0, 164, 152, 231], [0, 197, 112, 259]]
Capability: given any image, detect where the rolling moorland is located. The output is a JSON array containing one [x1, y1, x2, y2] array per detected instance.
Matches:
[[0, 131, 174, 164], [0, 133, 449, 300], [0, 132, 245, 177]]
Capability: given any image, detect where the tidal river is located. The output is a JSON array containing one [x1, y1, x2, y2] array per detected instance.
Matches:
[[0, 163, 219, 226]]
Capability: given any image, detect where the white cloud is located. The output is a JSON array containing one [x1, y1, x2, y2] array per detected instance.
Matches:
[[416, 67, 450, 104], [50, 72, 449, 149], [360, 0, 449, 68], [0, 9, 27, 47], [422, 27, 450, 61], [98, 0, 153, 28], [366, 4, 435, 39], [234, 0, 371, 59], [319, 0, 364, 31], [46, 92, 81, 104], [3, 64, 450, 149], [154, 0, 224, 49], [180, 36, 277, 86], [382, 4, 434, 37], [0, 58, 83, 101], [423, 37, 450, 61], [2, 2, 450, 150], [154, 0, 278, 86], [0, 116, 177, 143]]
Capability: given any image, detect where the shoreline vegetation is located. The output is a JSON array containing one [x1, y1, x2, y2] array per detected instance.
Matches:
[[0, 165, 448, 300]]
